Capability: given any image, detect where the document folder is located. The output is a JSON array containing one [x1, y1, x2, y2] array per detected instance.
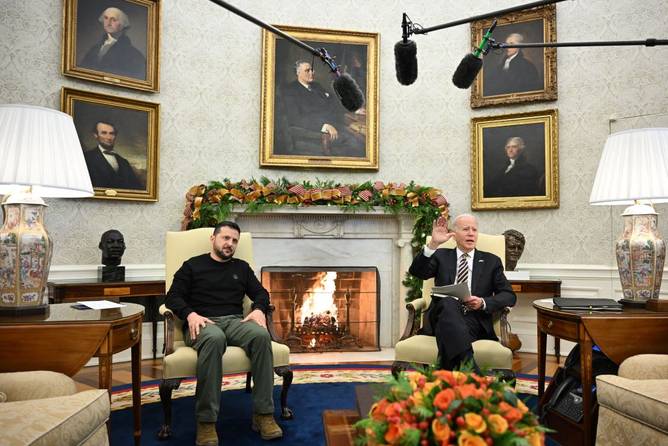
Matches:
[[553, 297, 622, 311]]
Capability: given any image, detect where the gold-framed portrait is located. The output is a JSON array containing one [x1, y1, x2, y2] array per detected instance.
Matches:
[[260, 25, 379, 170], [471, 109, 558, 210], [470, 5, 557, 108], [62, 0, 160, 92], [61, 87, 159, 202]]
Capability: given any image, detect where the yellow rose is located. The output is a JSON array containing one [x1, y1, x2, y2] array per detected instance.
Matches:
[[487, 414, 508, 435], [457, 430, 487, 446], [432, 418, 451, 441], [526, 430, 545, 446], [517, 399, 530, 414], [464, 413, 487, 434]]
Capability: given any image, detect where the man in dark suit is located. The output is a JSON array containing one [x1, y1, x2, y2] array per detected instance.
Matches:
[[409, 214, 516, 371], [79, 7, 146, 80], [485, 136, 543, 198], [83, 120, 143, 190], [281, 60, 364, 157], [484, 32, 542, 96]]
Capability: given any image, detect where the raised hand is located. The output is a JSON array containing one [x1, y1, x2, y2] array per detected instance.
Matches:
[[427, 216, 455, 250]]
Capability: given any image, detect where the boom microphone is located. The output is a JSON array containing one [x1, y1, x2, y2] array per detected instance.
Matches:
[[395, 13, 418, 85], [333, 72, 365, 112], [452, 20, 497, 89]]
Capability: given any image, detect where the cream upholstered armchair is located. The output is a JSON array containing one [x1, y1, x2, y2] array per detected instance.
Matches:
[[393, 234, 514, 377], [596, 354, 668, 446], [157, 228, 293, 439], [0, 371, 110, 446]]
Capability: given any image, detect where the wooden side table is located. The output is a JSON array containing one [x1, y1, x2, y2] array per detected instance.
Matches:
[[49, 278, 165, 358], [510, 279, 562, 360], [534, 299, 668, 446], [0, 303, 145, 446]]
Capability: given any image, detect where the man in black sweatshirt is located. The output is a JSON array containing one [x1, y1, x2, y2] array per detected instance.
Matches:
[[166, 221, 282, 445]]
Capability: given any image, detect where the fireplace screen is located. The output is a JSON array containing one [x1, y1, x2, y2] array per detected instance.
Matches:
[[261, 267, 379, 353]]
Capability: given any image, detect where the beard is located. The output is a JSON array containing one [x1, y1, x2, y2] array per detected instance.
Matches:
[[214, 247, 234, 261]]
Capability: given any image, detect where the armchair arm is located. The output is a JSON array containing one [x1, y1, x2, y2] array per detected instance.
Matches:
[[618, 354, 668, 380], [399, 297, 429, 341], [265, 304, 284, 343], [160, 304, 177, 356]]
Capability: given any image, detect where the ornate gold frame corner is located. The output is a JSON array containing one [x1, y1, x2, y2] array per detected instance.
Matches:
[[471, 109, 559, 210]]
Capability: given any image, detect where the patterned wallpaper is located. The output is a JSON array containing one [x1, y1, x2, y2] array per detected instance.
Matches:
[[1, 0, 667, 267]]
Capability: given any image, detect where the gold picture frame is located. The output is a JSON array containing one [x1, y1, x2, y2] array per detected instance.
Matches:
[[470, 5, 557, 108], [471, 109, 558, 210], [62, 0, 160, 92], [61, 87, 160, 201], [260, 25, 379, 170]]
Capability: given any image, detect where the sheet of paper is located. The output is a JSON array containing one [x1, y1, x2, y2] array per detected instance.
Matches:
[[77, 300, 126, 310], [430, 282, 472, 303]]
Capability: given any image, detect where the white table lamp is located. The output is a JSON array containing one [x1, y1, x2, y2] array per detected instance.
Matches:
[[0, 104, 93, 314], [589, 127, 668, 310]]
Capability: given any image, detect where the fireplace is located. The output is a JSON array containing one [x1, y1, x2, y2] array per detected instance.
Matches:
[[261, 267, 380, 352]]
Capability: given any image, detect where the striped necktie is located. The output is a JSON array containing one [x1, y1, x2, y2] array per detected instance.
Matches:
[[456, 253, 469, 286]]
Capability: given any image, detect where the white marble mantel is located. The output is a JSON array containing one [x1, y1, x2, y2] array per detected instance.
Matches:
[[229, 206, 417, 347]]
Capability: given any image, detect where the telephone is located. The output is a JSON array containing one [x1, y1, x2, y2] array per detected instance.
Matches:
[[542, 375, 584, 423]]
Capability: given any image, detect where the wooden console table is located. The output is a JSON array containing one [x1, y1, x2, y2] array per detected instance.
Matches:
[[49, 278, 165, 358], [510, 279, 562, 360], [0, 303, 144, 445], [534, 299, 668, 446]]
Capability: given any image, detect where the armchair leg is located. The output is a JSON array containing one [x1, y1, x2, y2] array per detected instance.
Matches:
[[391, 361, 411, 378], [274, 365, 294, 419], [157, 378, 182, 440], [245, 372, 252, 393]]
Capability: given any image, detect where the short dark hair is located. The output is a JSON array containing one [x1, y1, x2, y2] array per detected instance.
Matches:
[[213, 221, 241, 235], [93, 120, 117, 134]]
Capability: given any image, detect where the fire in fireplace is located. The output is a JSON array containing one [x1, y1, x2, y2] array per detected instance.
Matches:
[[261, 267, 379, 353]]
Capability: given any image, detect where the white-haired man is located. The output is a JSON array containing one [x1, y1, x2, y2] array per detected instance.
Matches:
[[485, 136, 543, 198], [409, 214, 516, 372], [80, 6, 146, 79]]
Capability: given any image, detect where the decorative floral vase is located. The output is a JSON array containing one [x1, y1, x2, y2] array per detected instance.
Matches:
[[616, 209, 665, 305], [0, 197, 53, 314]]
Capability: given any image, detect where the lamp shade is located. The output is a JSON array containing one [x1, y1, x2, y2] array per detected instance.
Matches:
[[589, 128, 668, 206], [0, 104, 93, 198]]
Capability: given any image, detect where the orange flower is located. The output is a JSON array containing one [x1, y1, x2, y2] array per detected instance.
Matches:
[[384, 422, 404, 443], [432, 418, 451, 441], [498, 402, 523, 424], [370, 399, 389, 420], [464, 413, 487, 434], [487, 414, 508, 434], [433, 388, 457, 410], [456, 384, 484, 400], [452, 371, 469, 385], [457, 430, 487, 446], [433, 370, 456, 386]]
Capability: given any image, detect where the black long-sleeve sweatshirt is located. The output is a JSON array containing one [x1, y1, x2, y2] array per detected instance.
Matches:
[[165, 253, 269, 321]]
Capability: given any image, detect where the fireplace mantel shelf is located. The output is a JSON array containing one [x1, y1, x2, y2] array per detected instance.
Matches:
[[230, 205, 413, 217]]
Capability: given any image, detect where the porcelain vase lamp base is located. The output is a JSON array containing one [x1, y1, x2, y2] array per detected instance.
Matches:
[[615, 204, 665, 308]]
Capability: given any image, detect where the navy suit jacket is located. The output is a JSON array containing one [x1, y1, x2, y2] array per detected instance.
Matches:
[[83, 148, 143, 190], [409, 248, 516, 339]]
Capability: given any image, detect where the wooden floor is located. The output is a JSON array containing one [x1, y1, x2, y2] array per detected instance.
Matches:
[[72, 352, 561, 390]]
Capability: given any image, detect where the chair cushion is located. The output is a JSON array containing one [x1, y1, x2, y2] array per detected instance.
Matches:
[[596, 374, 668, 433], [0, 389, 109, 446], [395, 336, 513, 370], [163, 341, 291, 378], [0, 371, 77, 402]]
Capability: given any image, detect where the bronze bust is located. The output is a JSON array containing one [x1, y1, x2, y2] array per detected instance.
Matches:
[[98, 229, 126, 281], [502, 229, 525, 271]]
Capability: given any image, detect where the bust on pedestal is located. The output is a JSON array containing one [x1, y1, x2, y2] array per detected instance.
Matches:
[[98, 229, 126, 282]]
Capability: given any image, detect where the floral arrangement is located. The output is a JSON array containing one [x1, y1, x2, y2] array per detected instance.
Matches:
[[355, 367, 549, 446], [181, 177, 450, 301]]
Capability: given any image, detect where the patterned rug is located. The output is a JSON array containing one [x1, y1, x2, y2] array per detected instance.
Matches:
[[111, 364, 547, 411]]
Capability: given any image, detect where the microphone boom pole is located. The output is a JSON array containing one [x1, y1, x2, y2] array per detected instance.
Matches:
[[207, 0, 364, 111], [491, 39, 668, 49]]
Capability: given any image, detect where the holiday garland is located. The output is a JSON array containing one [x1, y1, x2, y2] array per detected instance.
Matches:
[[182, 177, 449, 301]]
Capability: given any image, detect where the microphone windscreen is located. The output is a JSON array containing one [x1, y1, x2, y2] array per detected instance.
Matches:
[[452, 53, 483, 89], [394, 40, 418, 85], [332, 73, 365, 112]]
